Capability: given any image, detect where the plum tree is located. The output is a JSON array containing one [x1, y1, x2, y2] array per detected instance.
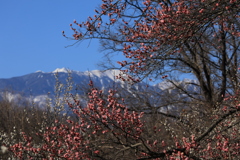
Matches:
[[10, 0, 240, 159]]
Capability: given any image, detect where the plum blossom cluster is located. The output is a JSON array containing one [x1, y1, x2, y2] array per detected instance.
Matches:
[[10, 88, 145, 159]]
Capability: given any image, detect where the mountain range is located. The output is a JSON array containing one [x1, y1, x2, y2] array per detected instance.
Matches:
[[0, 68, 199, 112], [0, 68, 142, 105], [0, 68, 124, 95]]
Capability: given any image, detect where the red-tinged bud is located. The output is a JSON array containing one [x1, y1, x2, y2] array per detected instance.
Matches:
[[73, 20, 77, 23], [94, 150, 100, 154], [89, 80, 93, 86], [69, 23, 72, 27], [62, 31, 64, 34], [199, 9, 204, 13]]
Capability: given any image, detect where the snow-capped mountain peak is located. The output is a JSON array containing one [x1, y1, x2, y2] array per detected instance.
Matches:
[[35, 70, 44, 73], [53, 68, 69, 73]]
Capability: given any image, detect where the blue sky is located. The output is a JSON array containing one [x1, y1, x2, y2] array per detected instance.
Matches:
[[0, 0, 117, 78]]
